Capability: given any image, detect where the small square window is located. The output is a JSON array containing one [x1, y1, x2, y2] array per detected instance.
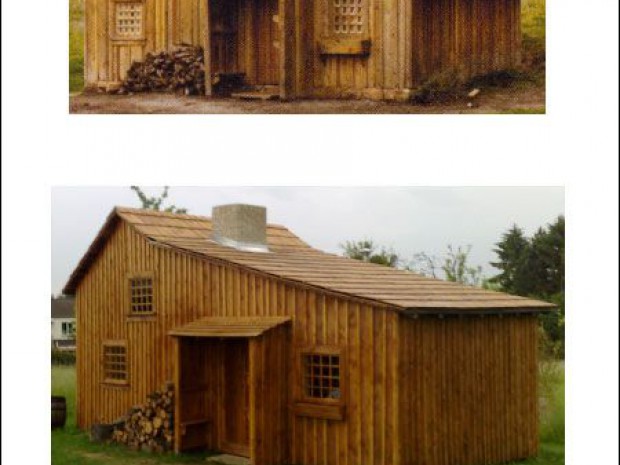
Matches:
[[332, 0, 365, 35], [103, 342, 128, 384], [115, 2, 144, 39], [129, 276, 154, 314], [303, 352, 341, 400]]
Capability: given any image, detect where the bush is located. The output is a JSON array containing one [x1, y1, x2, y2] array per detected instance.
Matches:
[[412, 69, 530, 104], [52, 349, 76, 365], [521, 0, 546, 73]]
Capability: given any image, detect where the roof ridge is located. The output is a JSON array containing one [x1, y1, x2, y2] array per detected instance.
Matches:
[[115, 206, 289, 229]]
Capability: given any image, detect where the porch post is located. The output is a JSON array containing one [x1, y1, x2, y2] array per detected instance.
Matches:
[[173, 337, 181, 453], [204, 0, 212, 96]]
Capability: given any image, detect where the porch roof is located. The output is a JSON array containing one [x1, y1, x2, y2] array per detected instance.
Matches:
[[169, 316, 291, 338]]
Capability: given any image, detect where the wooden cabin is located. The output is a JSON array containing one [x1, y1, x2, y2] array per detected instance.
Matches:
[[85, 0, 523, 100], [63, 204, 554, 465]]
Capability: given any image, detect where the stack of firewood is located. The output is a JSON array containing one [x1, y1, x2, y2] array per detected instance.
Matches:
[[118, 46, 205, 95], [111, 382, 175, 453]]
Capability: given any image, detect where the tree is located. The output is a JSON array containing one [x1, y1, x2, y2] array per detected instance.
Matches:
[[489, 224, 531, 294], [130, 186, 188, 214], [340, 240, 400, 267], [490, 216, 565, 358], [442, 245, 483, 286], [407, 245, 483, 286], [408, 252, 440, 278]]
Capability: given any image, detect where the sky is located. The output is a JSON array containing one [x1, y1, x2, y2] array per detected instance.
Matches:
[[51, 186, 564, 295]]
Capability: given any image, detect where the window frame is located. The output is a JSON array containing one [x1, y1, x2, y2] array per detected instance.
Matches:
[[298, 346, 345, 406], [329, 0, 369, 38], [127, 272, 156, 317], [61, 321, 75, 337], [109, 0, 147, 43], [102, 340, 129, 386]]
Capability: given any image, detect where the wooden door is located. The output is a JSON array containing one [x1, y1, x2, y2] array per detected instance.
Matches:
[[221, 339, 250, 457], [210, 0, 240, 74], [254, 0, 280, 85]]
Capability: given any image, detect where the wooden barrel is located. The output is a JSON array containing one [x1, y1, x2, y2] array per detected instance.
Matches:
[[51, 396, 66, 429]]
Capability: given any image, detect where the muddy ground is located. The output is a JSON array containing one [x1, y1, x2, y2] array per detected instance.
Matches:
[[69, 83, 544, 114]]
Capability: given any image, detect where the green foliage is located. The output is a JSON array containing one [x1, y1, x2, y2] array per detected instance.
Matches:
[[408, 245, 483, 286], [340, 240, 399, 267], [411, 70, 465, 104], [69, 0, 84, 92], [538, 360, 565, 444], [442, 245, 483, 287], [521, 0, 546, 73], [131, 186, 188, 214], [52, 349, 77, 366], [52, 365, 77, 429], [491, 216, 565, 358]]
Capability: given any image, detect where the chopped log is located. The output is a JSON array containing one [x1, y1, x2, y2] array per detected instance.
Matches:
[[117, 47, 206, 96], [111, 381, 175, 453]]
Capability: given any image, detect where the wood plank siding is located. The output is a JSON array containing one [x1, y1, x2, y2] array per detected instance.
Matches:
[[75, 219, 401, 465], [85, 0, 522, 99], [69, 208, 549, 465], [399, 314, 539, 465]]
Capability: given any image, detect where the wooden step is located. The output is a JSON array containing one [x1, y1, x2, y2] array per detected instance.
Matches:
[[231, 85, 280, 101], [206, 454, 251, 465]]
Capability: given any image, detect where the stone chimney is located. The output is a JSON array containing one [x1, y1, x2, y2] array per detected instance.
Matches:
[[212, 204, 269, 252]]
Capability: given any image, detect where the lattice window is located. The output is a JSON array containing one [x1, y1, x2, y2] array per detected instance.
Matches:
[[332, 0, 365, 35], [303, 353, 341, 400], [115, 2, 144, 39], [129, 277, 154, 314], [103, 342, 128, 383]]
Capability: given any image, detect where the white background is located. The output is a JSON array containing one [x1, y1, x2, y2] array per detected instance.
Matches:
[[1, 0, 619, 464]]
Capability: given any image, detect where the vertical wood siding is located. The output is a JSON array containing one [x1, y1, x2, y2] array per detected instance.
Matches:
[[411, 0, 522, 83], [399, 314, 539, 465], [85, 0, 522, 98], [76, 221, 401, 465]]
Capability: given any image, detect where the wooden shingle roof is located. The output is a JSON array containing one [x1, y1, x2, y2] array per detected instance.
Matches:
[[169, 316, 291, 337], [63, 207, 555, 314]]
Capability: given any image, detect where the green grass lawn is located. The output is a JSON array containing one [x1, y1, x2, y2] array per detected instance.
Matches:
[[52, 360, 564, 465]]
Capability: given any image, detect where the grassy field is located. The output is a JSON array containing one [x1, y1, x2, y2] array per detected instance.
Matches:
[[68, 0, 546, 95], [52, 360, 564, 465], [69, 0, 84, 93]]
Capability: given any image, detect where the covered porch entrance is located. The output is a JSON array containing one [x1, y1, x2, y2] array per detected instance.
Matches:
[[205, 0, 295, 99], [170, 317, 291, 465]]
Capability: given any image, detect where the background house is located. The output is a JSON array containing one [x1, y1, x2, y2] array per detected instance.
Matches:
[[51, 296, 76, 351]]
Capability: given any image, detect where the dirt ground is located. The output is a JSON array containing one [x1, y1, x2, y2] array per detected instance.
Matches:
[[69, 84, 545, 114]]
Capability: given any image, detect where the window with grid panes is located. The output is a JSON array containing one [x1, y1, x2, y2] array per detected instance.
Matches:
[[303, 353, 341, 400], [115, 2, 144, 39], [103, 343, 128, 384], [332, 0, 366, 35], [129, 277, 154, 314]]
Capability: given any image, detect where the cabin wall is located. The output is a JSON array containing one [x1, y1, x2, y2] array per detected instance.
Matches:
[[411, 0, 522, 84], [76, 222, 400, 465], [398, 314, 539, 465], [303, 0, 413, 100], [85, 0, 177, 87], [207, 268, 401, 465], [85, 0, 521, 96], [75, 221, 209, 428]]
